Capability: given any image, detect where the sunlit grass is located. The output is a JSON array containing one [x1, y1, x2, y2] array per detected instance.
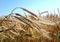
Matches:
[[0, 7, 60, 42]]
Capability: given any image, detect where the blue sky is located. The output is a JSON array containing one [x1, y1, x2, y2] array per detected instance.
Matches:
[[0, 0, 60, 16]]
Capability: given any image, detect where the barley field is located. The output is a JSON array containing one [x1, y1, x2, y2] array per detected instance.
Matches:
[[0, 7, 60, 42]]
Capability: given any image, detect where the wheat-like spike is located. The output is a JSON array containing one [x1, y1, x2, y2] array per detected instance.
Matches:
[[20, 7, 37, 17], [15, 13, 33, 23], [15, 13, 40, 30], [16, 13, 37, 20]]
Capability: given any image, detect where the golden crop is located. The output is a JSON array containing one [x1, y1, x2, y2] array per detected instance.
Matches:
[[0, 7, 60, 42]]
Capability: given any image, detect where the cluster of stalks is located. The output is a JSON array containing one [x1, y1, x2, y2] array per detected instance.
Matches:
[[0, 7, 60, 42]]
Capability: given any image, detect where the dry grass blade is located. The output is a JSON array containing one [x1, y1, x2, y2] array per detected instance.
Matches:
[[23, 11, 27, 17]]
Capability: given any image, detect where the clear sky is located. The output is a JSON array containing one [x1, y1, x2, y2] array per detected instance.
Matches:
[[0, 0, 60, 16]]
